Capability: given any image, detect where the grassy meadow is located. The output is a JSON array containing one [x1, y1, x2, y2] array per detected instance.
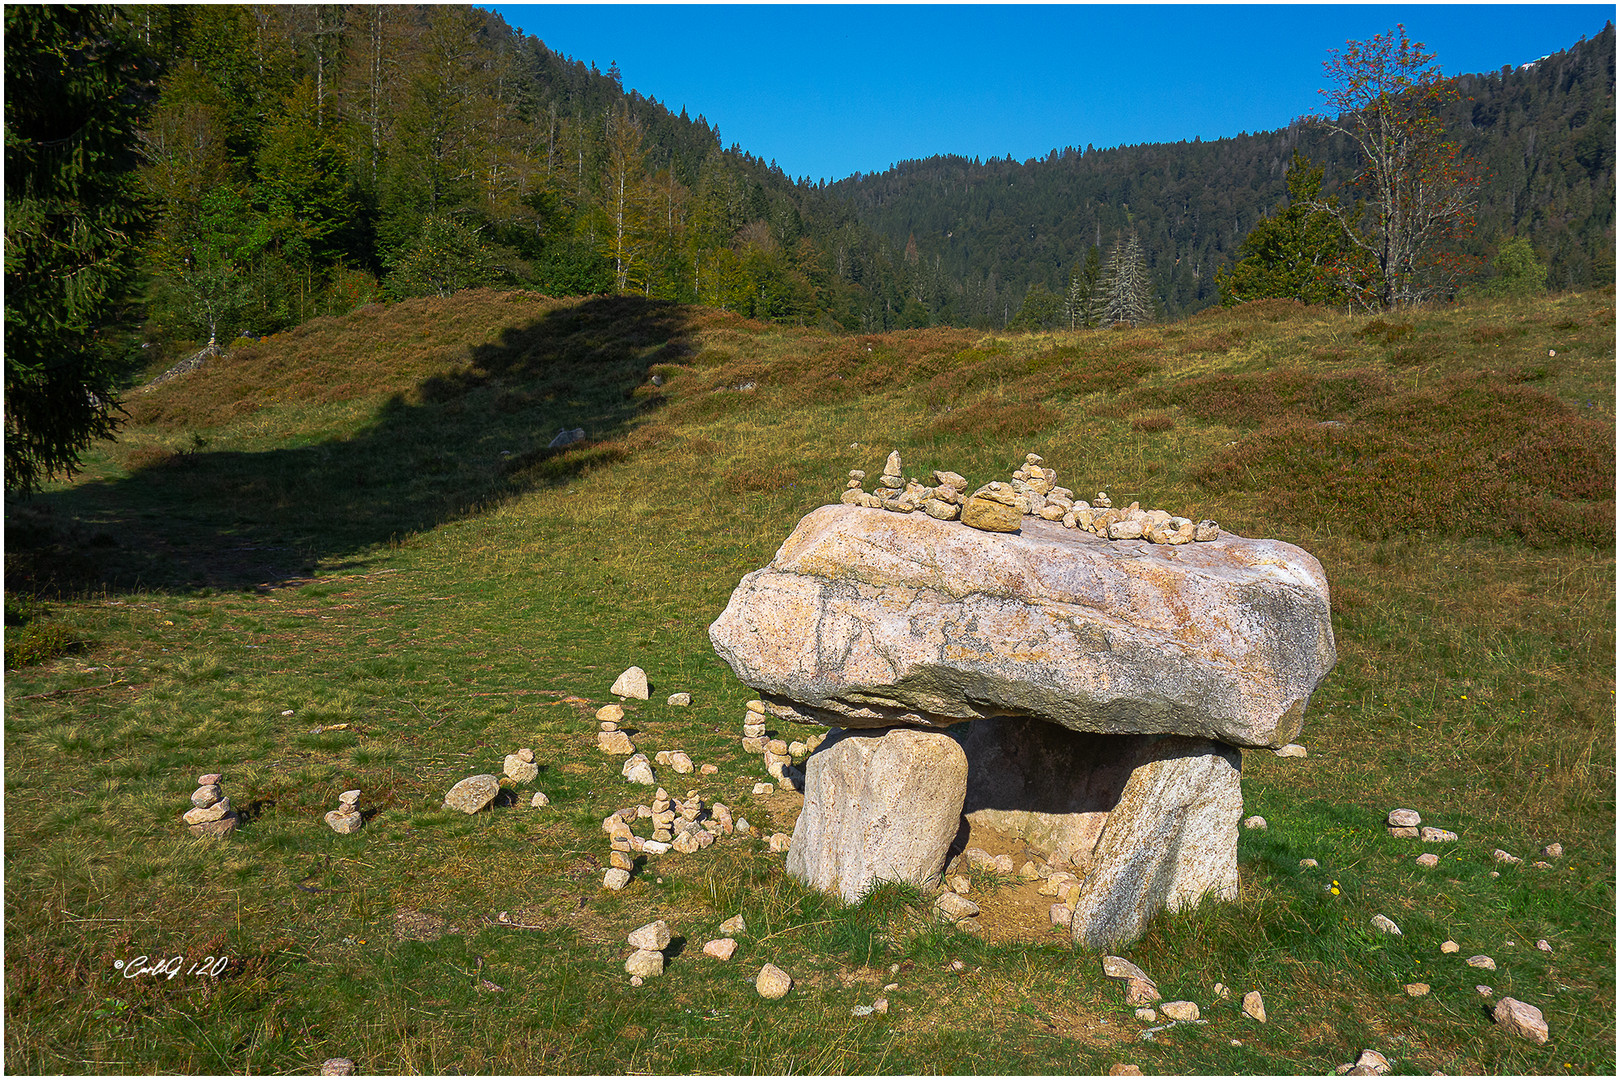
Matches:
[[5, 287, 1614, 1074]]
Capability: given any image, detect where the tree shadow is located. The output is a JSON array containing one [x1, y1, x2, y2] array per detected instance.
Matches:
[[6, 295, 692, 597]]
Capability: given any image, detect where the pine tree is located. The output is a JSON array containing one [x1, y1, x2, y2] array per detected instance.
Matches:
[[1101, 232, 1152, 326], [1216, 152, 1355, 306], [1066, 245, 1103, 328]]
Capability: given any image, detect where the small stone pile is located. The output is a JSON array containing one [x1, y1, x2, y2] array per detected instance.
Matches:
[[736, 698, 821, 790], [324, 789, 362, 834], [183, 772, 238, 837], [503, 747, 538, 783], [654, 749, 694, 774], [835, 449, 1220, 543], [601, 788, 734, 888], [624, 920, 671, 984], [741, 699, 768, 752], [597, 704, 634, 755], [1386, 807, 1457, 842]]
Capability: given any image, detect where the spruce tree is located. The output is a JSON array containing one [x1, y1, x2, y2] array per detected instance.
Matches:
[[1101, 232, 1152, 326], [5, 6, 152, 492]]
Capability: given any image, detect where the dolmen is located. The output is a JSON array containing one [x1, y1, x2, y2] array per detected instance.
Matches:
[[709, 461, 1335, 949]]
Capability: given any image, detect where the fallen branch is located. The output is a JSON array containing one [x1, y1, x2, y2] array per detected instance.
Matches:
[[16, 678, 132, 701]]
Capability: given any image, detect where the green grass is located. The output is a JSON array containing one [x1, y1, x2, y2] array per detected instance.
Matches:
[[5, 287, 1613, 1074]]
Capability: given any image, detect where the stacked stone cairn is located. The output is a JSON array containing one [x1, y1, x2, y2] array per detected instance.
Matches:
[[503, 747, 539, 784], [738, 698, 823, 791], [601, 787, 734, 889], [183, 772, 238, 836], [837, 449, 1220, 543], [624, 919, 671, 984], [324, 789, 362, 834], [596, 703, 634, 754]]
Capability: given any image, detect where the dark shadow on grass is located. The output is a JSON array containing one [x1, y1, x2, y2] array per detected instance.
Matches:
[[7, 295, 693, 597]]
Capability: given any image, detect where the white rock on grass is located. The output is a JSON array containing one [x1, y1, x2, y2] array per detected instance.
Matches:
[[1387, 809, 1421, 828], [319, 1059, 356, 1076], [1466, 955, 1496, 970], [624, 949, 664, 978], [1049, 903, 1074, 927], [1242, 991, 1266, 1022], [756, 963, 792, 999], [1420, 827, 1457, 843], [703, 938, 737, 960], [597, 730, 634, 755], [1440, 940, 1460, 953], [1370, 914, 1402, 935], [1243, 815, 1267, 830], [1493, 998, 1549, 1044], [1354, 1049, 1391, 1075], [1300, 858, 1319, 868], [1536, 939, 1553, 953], [1160, 1001, 1200, 1022], [1134, 1007, 1157, 1022], [603, 868, 630, 890], [611, 666, 650, 700], [596, 704, 625, 724], [628, 920, 671, 951], [719, 914, 746, 936], [1415, 853, 1439, 868], [1404, 983, 1430, 997], [1273, 744, 1307, 758], [669, 751, 694, 774], [443, 775, 499, 814], [768, 833, 791, 853], [667, 693, 692, 707], [1542, 842, 1563, 859], [1493, 849, 1522, 865]]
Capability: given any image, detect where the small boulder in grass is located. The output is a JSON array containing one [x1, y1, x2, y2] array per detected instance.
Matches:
[[1160, 1000, 1200, 1022], [1440, 940, 1460, 953], [1404, 983, 1430, 997], [756, 963, 792, 999], [1493, 997, 1549, 1045], [1243, 815, 1267, 830], [602, 868, 630, 890], [611, 666, 649, 700], [719, 913, 746, 936], [319, 1059, 356, 1076], [1466, 955, 1496, 970], [1420, 826, 1457, 843], [703, 938, 737, 960], [1388, 808, 1422, 828], [1134, 1007, 1158, 1022], [1493, 849, 1522, 865], [596, 703, 625, 724], [1415, 853, 1439, 868], [667, 693, 692, 707], [1273, 743, 1307, 758], [1355, 1049, 1391, 1075], [1536, 939, 1553, 953], [1370, 914, 1402, 935], [624, 949, 663, 978], [627, 920, 671, 951], [1542, 842, 1563, 859], [443, 774, 500, 814], [1242, 990, 1266, 1022]]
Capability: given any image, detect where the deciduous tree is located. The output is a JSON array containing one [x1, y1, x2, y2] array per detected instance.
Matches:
[[1313, 25, 1480, 308]]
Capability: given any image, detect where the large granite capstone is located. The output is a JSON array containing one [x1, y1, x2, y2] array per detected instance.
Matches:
[[709, 504, 1336, 750]]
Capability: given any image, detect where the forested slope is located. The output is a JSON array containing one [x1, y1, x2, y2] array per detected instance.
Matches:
[[829, 22, 1615, 324]]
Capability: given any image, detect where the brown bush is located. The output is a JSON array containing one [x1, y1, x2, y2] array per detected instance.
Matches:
[[1190, 373, 1614, 547], [1125, 368, 1390, 428], [1130, 412, 1176, 433], [919, 397, 1060, 442]]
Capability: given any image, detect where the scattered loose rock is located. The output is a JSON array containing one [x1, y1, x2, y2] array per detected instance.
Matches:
[[1134, 1007, 1157, 1022], [756, 963, 793, 999], [1300, 858, 1319, 868], [1440, 940, 1460, 953], [1160, 1001, 1200, 1022], [719, 914, 746, 936], [1388, 808, 1421, 828], [319, 1059, 356, 1076], [934, 893, 980, 921], [1274, 743, 1307, 757], [1493, 997, 1549, 1044], [530, 791, 550, 808], [597, 730, 635, 755], [667, 693, 692, 707], [611, 666, 650, 700], [602, 868, 630, 890], [1242, 990, 1266, 1022], [624, 949, 663, 978], [503, 751, 539, 784], [1415, 853, 1439, 868], [1404, 983, 1430, 996], [1370, 914, 1402, 935], [1108, 1066, 1144, 1076], [1536, 939, 1552, 953], [1542, 842, 1563, 859], [1420, 826, 1457, 843], [628, 920, 671, 952], [1354, 1049, 1391, 1075], [703, 938, 737, 960], [1466, 955, 1496, 970], [1243, 815, 1267, 830], [443, 775, 499, 814]]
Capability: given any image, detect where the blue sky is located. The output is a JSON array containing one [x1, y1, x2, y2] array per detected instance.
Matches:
[[485, 4, 1613, 184]]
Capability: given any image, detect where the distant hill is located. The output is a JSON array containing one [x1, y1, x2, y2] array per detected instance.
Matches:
[[826, 22, 1615, 324]]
